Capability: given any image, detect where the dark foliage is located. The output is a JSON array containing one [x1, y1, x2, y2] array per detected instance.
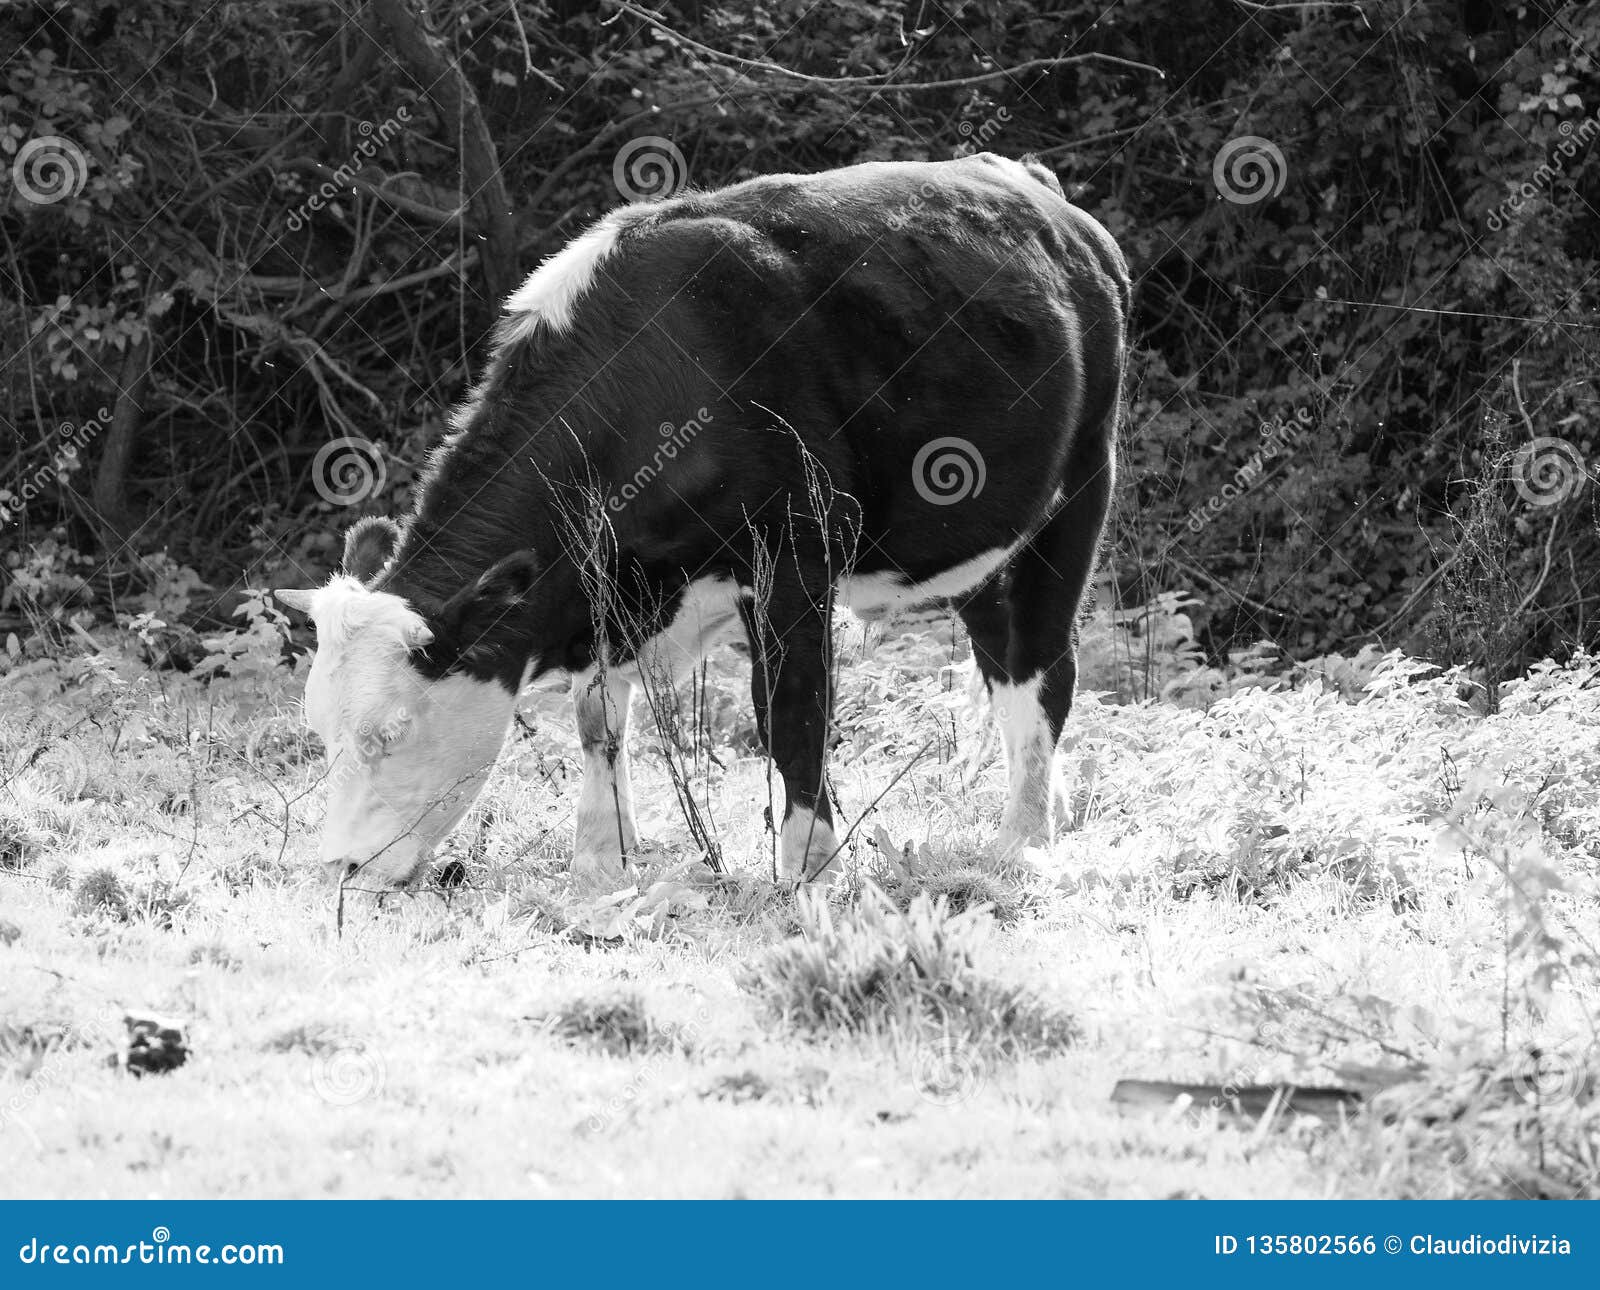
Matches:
[[2, 0, 1597, 667]]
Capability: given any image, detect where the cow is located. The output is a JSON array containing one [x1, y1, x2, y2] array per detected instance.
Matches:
[[275, 152, 1129, 891]]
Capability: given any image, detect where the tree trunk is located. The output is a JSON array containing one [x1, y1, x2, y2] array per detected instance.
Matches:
[[91, 329, 154, 548], [366, 0, 520, 308]]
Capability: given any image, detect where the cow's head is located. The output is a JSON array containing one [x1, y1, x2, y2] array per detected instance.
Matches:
[[276, 519, 539, 890]]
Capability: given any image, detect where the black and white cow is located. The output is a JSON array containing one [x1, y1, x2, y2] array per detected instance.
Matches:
[[276, 152, 1129, 890]]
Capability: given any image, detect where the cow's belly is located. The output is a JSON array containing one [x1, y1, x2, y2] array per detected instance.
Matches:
[[836, 542, 1018, 619]]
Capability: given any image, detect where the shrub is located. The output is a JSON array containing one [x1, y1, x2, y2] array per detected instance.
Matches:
[[72, 867, 128, 919], [531, 990, 683, 1058], [739, 889, 1078, 1056]]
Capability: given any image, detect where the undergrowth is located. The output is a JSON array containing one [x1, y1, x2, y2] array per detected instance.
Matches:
[[739, 889, 1079, 1057]]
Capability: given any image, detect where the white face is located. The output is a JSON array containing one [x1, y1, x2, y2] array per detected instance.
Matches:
[[287, 577, 518, 889]]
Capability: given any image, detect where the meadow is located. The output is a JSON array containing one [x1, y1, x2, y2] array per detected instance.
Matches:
[[2, 590, 1597, 1199]]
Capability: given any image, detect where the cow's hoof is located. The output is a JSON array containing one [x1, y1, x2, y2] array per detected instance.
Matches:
[[992, 831, 1051, 875], [789, 855, 840, 887], [571, 846, 629, 887], [778, 809, 841, 885]]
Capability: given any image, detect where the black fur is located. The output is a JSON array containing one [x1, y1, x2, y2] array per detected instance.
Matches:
[[342, 515, 401, 580], [373, 153, 1129, 836]]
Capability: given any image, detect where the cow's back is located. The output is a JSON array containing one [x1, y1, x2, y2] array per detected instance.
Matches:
[[562, 155, 1124, 577]]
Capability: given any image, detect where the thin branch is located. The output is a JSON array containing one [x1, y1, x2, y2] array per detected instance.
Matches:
[[611, 1, 1164, 89], [278, 157, 465, 226]]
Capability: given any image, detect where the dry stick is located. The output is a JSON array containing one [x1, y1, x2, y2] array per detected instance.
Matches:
[[541, 466, 638, 874], [580, 497, 631, 871], [632, 646, 724, 873], [742, 510, 780, 881], [813, 739, 937, 883], [760, 415, 862, 881]]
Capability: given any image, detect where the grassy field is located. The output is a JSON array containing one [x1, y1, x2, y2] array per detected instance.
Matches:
[[2, 602, 1598, 1199]]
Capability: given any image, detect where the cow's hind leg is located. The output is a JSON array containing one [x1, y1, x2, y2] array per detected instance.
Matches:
[[572, 669, 638, 880], [992, 435, 1114, 854], [742, 577, 838, 884]]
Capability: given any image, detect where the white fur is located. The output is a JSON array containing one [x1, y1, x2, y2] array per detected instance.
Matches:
[[499, 213, 626, 347], [296, 578, 516, 888], [990, 675, 1059, 850], [565, 575, 745, 876], [571, 670, 638, 881], [571, 575, 748, 692], [779, 806, 839, 883], [837, 544, 1018, 618]]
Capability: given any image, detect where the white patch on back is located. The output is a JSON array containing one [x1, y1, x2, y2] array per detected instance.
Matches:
[[499, 212, 627, 347], [837, 543, 1019, 617]]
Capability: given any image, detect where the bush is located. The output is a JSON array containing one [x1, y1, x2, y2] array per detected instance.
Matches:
[[739, 889, 1078, 1056]]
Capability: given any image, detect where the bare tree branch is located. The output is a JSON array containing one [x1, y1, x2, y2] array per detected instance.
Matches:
[[611, 1, 1165, 89]]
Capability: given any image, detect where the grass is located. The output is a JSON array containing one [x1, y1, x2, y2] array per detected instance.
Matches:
[[739, 889, 1080, 1056], [0, 607, 1596, 1197]]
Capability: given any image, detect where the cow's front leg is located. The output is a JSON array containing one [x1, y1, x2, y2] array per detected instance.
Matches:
[[744, 587, 838, 883], [571, 669, 637, 880]]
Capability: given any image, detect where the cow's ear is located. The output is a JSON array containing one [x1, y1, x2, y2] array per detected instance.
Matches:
[[432, 550, 540, 665], [342, 517, 402, 581]]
